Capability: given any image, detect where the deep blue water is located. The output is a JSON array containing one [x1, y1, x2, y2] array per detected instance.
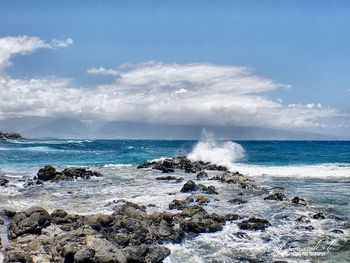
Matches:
[[0, 139, 349, 168]]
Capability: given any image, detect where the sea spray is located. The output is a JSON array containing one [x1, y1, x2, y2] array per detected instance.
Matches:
[[187, 130, 245, 170]]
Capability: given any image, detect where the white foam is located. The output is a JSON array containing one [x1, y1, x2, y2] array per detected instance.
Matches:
[[234, 163, 350, 178], [102, 164, 133, 168], [187, 130, 245, 170]]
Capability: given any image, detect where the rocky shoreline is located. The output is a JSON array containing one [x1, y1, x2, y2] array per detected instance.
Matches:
[[0, 157, 348, 262], [0, 133, 22, 141]]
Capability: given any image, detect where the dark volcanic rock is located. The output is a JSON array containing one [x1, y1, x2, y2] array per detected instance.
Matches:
[[169, 197, 194, 210], [37, 165, 57, 181], [36, 165, 102, 182], [8, 206, 51, 239], [264, 192, 286, 201], [312, 212, 325, 220], [214, 171, 255, 189], [238, 217, 271, 231], [224, 214, 240, 221], [197, 171, 208, 180], [180, 180, 218, 194], [0, 177, 9, 187], [137, 156, 228, 174], [292, 196, 307, 206], [228, 198, 247, 205], [180, 180, 198, 193]]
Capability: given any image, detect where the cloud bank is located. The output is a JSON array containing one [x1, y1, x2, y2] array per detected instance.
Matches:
[[0, 35, 347, 131]]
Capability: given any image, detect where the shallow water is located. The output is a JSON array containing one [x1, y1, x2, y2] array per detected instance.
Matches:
[[0, 139, 349, 262]]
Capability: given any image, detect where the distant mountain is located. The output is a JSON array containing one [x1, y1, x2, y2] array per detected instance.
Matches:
[[0, 116, 343, 140]]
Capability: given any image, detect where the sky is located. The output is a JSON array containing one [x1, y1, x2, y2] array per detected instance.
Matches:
[[0, 0, 349, 136]]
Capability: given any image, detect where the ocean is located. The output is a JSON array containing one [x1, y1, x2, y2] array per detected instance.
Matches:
[[1, 138, 350, 262]]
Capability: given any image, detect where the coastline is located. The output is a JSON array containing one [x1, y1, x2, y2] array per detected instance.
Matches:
[[1, 156, 349, 262]]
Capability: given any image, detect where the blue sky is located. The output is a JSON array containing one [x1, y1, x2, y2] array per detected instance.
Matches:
[[0, 1, 349, 136]]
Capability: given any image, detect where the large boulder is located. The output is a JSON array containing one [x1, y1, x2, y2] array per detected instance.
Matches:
[[264, 192, 286, 201], [37, 165, 57, 181], [238, 217, 271, 231], [8, 206, 51, 239]]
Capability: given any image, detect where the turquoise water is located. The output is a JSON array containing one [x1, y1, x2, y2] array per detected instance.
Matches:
[[1, 139, 350, 167], [0, 139, 349, 262]]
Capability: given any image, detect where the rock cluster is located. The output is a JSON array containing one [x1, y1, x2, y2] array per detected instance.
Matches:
[[4, 201, 228, 262], [36, 165, 103, 182], [137, 156, 228, 173], [0, 132, 22, 141]]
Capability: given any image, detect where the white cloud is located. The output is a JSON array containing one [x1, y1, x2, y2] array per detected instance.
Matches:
[[0, 36, 348, 130], [0, 35, 72, 71]]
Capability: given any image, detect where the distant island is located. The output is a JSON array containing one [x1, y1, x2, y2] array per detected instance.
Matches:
[[0, 132, 22, 141]]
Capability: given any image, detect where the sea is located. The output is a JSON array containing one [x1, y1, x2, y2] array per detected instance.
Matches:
[[0, 137, 349, 262]]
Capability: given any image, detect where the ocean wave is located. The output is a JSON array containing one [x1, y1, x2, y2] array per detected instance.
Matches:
[[234, 163, 350, 178], [187, 130, 245, 170], [102, 164, 133, 168]]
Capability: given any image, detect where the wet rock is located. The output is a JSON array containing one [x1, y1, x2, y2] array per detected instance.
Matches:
[[292, 196, 307, 206], [37, 165, 57, 181], [169, 197, 194, 210], [238, 217, 271, 231], [137, 156, 228, 173], [0, 177, 9, 186], [197, 171, 208, 180], [8, 206, 51, 239], [180, 180, 218, 194], [180, 180, 198, 192], [331, 229, 344, 234], [0, 208, 16, 218], [196, 195, 210, 205], [36, 166, 103, 182], [264, 192, 286, 201], [234, 231, 250, 239], [156, 176, 178, 180], [296, 215, 311, 223], [312, 212, 325, 219], [214, 171, 255, 189], [228, 198, 247, 205], [180, 208, 225, 234]]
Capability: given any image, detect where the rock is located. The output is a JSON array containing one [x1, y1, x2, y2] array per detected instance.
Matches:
[[197, 171, 208, 180], [196, 195, 210, 205], [264, 192, 286, 201], [292, 196, 307, 206], [180, 180, 198, 192], [228, 198, 247, 205], [234, 231, 250, 239], [180, 209, 225, 234], [36, 166, 103, 182], [156, 176, 178, 180], [296, 215, 310, 223], [0, 208, 16, 217], [312, 212, 325, 219], [197, 184, 218, 195], [169, 197, 194, 210], [8, 206, 51, 239], [238, 217, 271, 231], [0, 132, 22, 141], [214, 171, 255, 189], [331, 229, 344, 234], [137, 156, 229, 173], [0, 177, 9, 187], [37, 165, 57, 181]]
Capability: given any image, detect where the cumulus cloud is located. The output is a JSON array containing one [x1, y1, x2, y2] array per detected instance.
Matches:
[[0, 36, 347, 130], [0, 35, 73, 71]]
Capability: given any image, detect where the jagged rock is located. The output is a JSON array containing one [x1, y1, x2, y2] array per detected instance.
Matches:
[[197, 171, 208, 180], [196, 195, 210, 205], [180, 180, 198, 192], [312, 212, 325, 219], [180, 180, 218, 194], [214, 171, 255, 189], [0, 177, 9, 186], [238, 217, 271, 231], [180, 209, 225, 233], [296, 215, 311, 223], [0, 208, 16, 217], [264, 192, 286, 201], [292, 196, 307, 206], [169, 197, 194, 210], [36, 166, 102, 182], [8, 206, 51, 239], [228, 198, 247, 205], [137, 156, 228, 174]]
